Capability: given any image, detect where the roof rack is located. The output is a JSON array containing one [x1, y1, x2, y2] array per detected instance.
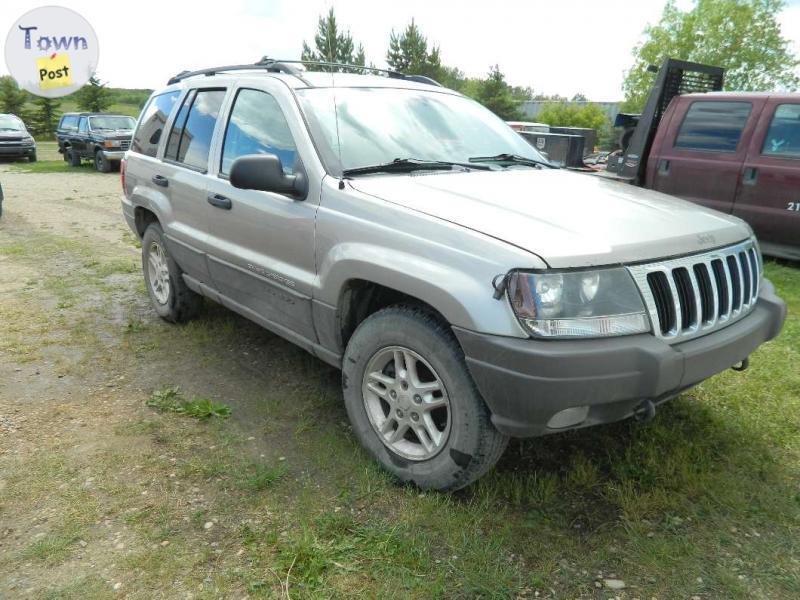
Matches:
[[166, 58, 442, 87]]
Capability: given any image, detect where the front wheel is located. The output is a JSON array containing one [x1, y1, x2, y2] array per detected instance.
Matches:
[[94, 151, 111, 173], [28, 151, 37, 163], [342, 306, 508, 491], [141, 223, 202, 323]]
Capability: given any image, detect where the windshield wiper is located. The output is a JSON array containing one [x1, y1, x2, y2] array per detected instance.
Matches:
[[469, 153, 555, 169], [342, 157, 493, 178]]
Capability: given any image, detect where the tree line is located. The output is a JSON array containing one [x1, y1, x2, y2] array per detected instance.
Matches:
[[2, 0, 796, 144]]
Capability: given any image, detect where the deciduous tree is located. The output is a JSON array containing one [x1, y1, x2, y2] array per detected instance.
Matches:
[[623, 0, 799, 111], [0, 76, 29, 116]]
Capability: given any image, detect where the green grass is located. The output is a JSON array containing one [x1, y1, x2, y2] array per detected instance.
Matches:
[[10, 159, 107, 174], [1, 194, 798, 598], [147, 386, 232, 419]]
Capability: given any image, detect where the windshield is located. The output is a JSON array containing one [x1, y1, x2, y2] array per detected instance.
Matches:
[[89, 116, 136, 130], [0, 116, 25, 131], [296, 87, 548, 174]]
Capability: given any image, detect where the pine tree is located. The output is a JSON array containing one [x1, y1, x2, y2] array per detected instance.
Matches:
[[0, 76, 29, 116], [474, 65, 523, 121], [301, 8, 366, 71], [386, 20, 442, 79], [30, 96, 61, 138], [75, 76, 112, 113]]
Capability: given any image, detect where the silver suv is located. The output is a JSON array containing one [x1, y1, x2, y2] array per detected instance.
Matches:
[[121, 60, 786, 491]]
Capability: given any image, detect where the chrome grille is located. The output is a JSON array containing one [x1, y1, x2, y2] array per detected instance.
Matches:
[[119, 140, 131, 150], [628, 239, 761, 343]]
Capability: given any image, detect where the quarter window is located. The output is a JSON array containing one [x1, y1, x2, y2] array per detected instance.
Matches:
[[675, 101, 752, 152], [221, 89, 297, 176], [761, 104, 800, 158], [132, 90, 180, 156], [166, 89, 226, 171]]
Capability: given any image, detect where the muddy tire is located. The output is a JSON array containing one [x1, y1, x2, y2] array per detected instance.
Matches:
[[342, 306, 508, 491], [68, 148, 81, 167], [141, 223, 201, 323], [94, 151, 111, 173]]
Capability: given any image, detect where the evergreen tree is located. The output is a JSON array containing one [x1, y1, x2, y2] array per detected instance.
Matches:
[[75, 76, 112, 113], [30, 96, 61, 138], [386, 20, 442, 79], [301, 8, 366, 71], [0, 76, 29, 116], [474, 65, 523, 121]]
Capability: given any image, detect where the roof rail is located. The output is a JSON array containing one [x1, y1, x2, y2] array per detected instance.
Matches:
[[166, 58, 442, 87]]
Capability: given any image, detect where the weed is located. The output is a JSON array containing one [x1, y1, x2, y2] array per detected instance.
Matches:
[[147, 387, 231, 419]]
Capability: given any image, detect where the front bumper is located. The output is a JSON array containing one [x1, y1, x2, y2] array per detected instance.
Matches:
[[454, 279, 787, 437], [0, 145, 35, 157], [101, 150, 126, 160]]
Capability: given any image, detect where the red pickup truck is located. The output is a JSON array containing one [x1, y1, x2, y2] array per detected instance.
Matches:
[[605, 60, 800, 261]]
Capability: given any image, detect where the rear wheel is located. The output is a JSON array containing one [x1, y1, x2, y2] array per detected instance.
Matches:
[[68, 148, 81, 167], [141, 223, 202, 323], [94, 151, 111, 173], [342, 306, 508, 491]]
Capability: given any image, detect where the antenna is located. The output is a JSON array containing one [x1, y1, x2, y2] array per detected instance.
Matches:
[[323, 9, 346, 188]]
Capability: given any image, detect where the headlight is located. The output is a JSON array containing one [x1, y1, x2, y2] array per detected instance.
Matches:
[[104, 140, 120, 148], [506, 267, 650, 338], [22, 136, 34, 145]]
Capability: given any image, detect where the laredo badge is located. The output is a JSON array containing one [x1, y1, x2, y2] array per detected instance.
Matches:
[[4, 6, 98, 98]]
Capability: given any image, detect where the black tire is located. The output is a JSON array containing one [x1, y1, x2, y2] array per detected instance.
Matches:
[[29, 152, 37, 163], [94, 151, 111, 173], [68, 148, 81, 167], [141, 223, 202, 323], [342, 306, 509, 491]]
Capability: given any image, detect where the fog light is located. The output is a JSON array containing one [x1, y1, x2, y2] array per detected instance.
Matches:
[[547, 406, 589, 429]]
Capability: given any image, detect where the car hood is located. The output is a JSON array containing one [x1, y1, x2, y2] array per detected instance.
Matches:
[[0, 130, 27, 138], [349, 168, 751, 268]]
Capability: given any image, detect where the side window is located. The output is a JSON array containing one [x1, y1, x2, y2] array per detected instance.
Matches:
[[762, 104, 800, 158], [61, 115, 78, 131], [165, 90, 195, 161], [220, 89, 298, 176], [674, 101, 752, 152], [78, 117, 87, 134], [166, 89, 226, 171], [131, 90, 180, 157]]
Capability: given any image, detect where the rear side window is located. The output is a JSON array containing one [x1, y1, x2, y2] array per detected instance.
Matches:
[[132, 90, 180, 157], [78, 117, 88, 134], [165, 89, 225, 171], [220, 88, 298, 176], [675, 101, 752, 152], [762, 104, 800, 158], [60, 115, 78, 130]]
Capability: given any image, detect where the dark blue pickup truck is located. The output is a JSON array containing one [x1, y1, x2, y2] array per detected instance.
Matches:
[[56, 112, 135, 172]]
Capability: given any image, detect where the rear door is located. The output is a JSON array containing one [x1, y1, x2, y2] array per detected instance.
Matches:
[[204, 82, 320, 343], [651, 98, 763, 213], [733, 99, 800, 255], [157, 87, 229, 282], [73, 116, 89, 155]]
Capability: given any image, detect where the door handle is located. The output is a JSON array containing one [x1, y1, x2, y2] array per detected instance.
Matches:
[[152, 174, 169, 188], [743, 167, 758, 186], [657, 159, 670, 176], [207, 193, 232, 210]]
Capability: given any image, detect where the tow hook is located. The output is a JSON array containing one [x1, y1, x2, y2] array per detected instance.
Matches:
[[633, 399, 656, 422], [732, 357, 750, 372]]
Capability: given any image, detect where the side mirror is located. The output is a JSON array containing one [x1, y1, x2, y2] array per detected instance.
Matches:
[[229, 154, 307, 200]]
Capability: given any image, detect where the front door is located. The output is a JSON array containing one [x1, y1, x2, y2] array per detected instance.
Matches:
[[651, 99, 762, 214], [733, 100, 800, 256], [205, 85, 319, 343]]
